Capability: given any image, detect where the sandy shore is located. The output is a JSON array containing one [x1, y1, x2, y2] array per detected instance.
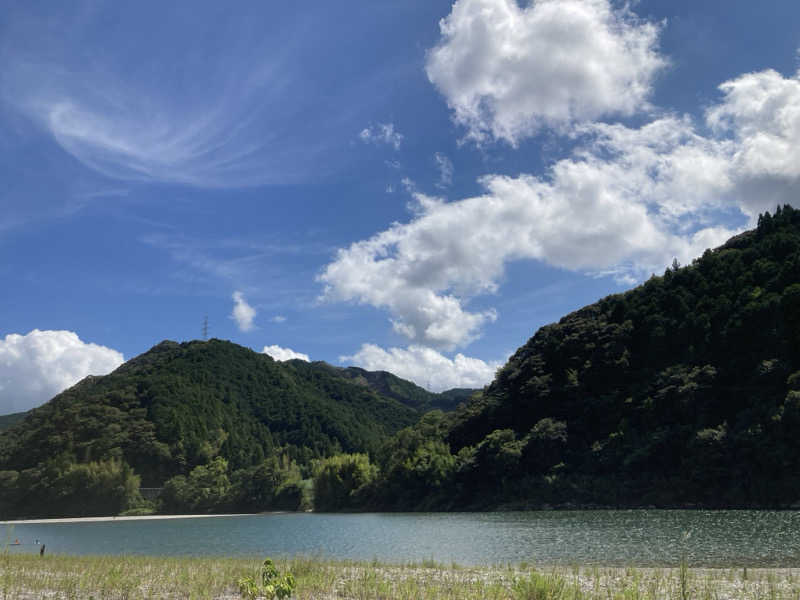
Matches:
[[0, 513, 254, 525]]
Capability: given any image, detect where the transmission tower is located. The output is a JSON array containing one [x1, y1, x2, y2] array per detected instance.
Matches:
[[202, 316, 209, 340]]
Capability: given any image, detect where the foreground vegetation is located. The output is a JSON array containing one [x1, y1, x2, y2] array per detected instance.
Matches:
[[2, 553, 800, 599]]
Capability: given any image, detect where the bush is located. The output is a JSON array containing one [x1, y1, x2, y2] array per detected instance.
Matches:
[[238, 558, 295, 600]]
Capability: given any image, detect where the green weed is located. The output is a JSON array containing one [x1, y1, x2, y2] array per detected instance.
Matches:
[[238, 557, 295, 600]]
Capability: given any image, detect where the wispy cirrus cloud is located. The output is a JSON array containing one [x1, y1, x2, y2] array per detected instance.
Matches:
[[434, 152, 453, 188], [0, 4, 366, 188]]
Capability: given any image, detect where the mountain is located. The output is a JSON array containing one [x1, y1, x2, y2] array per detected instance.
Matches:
[[371, 205, 800, 509], [0, 411, 26, 432], [0, 339, 437, 516], [5, 206, 799, 516], [299, 362, 475, 412]]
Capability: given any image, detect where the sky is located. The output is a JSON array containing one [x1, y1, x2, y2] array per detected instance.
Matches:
[[2, 0, 800, 414]]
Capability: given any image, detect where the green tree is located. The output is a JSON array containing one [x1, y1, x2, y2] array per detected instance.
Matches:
[[160, 456, 231, 513], [521, 418, 567, 474], [230, 455, 304, 511], [312, 453, 376, 511]]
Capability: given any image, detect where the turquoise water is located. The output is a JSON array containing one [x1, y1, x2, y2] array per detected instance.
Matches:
[[3, 510, 800, 566]]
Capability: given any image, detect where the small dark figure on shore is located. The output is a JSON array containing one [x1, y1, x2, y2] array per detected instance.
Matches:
[[39, 544, 45, 557]]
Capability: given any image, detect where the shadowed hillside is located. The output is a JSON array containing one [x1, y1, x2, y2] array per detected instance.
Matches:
[[0, 411, 26, 432], [368, 205, 800, 509]]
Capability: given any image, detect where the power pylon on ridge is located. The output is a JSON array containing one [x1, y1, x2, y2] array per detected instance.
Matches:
[[202, 316, 209, 340]]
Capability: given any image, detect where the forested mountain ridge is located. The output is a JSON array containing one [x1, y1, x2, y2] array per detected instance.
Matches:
[[3, 206, 799, 517], [0, 339, 439, 516], [306, 362, 474, 412], [390, 205, 800, 509]]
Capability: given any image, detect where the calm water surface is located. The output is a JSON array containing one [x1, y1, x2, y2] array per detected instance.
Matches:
[[3, 511, 800, 567]]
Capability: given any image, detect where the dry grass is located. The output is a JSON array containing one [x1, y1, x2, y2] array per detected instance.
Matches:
[[1, 552, 799, 599]]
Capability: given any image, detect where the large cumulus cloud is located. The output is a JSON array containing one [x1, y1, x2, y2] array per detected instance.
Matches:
[[0, 330, 124, 414], [426, 0, 666, 144], [321, 66, 800, 350]]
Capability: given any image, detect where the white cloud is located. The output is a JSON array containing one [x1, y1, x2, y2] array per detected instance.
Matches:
[[319, 215, 499, 349], [339, 61, 800, 354], [434, 152, 454, 188], [342, 343, 501, 392], [706, 68, 800, 215], [270, 315, 287, 323], [231, 291, 256, 332], [3, 72, 331, 188], [0, 330, 124, 414], [0, 7, 357, 188], [262, 345, 310, 362], [359, 123, 404, 150], [425, 0, 666, 144], [570, 117, 735, 225], [319, 113, 746, 349]]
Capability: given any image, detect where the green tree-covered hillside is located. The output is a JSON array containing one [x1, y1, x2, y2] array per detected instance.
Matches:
[[305, 362, 474, 412], [368, 205, 800, 509], [0, 339, 425, 516], [4, 206, 799, 516], [0, 411, 26, 432]]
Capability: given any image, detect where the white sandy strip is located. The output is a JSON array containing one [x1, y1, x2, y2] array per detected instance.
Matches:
[[0, 513, 255, 525]]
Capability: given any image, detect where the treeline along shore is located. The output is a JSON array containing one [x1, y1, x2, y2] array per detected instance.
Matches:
[[1, 206, 800, 517]]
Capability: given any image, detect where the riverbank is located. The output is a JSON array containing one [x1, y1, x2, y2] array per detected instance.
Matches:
[[1, 553, 799, 599], [0, 513, 254, 525]]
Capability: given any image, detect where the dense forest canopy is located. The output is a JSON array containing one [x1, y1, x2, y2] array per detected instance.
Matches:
[[2, 205, 799, 517], [0, 340, 470, 516], [320, 205, 800, 511], [0, 411, 26, 432], [381, 205, 800, 509]]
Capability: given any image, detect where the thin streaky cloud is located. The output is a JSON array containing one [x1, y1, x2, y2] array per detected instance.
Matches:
[[434, 152, 453, 188], [0, 6, 365, 188]]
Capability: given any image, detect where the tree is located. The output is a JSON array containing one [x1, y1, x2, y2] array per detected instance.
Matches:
[[521, 418, 567, 474], [230, 455, 304, 511], [312, 453, 376, 511], [160, 456, 231, 513]]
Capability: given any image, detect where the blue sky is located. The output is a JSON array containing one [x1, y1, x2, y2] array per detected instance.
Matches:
[[2, 0, 800, 413]]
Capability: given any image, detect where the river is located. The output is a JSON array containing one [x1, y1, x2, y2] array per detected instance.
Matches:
[[3, 510, 800, 566]]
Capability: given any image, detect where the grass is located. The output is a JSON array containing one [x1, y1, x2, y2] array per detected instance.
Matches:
[[1, 553, 800, 599]]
